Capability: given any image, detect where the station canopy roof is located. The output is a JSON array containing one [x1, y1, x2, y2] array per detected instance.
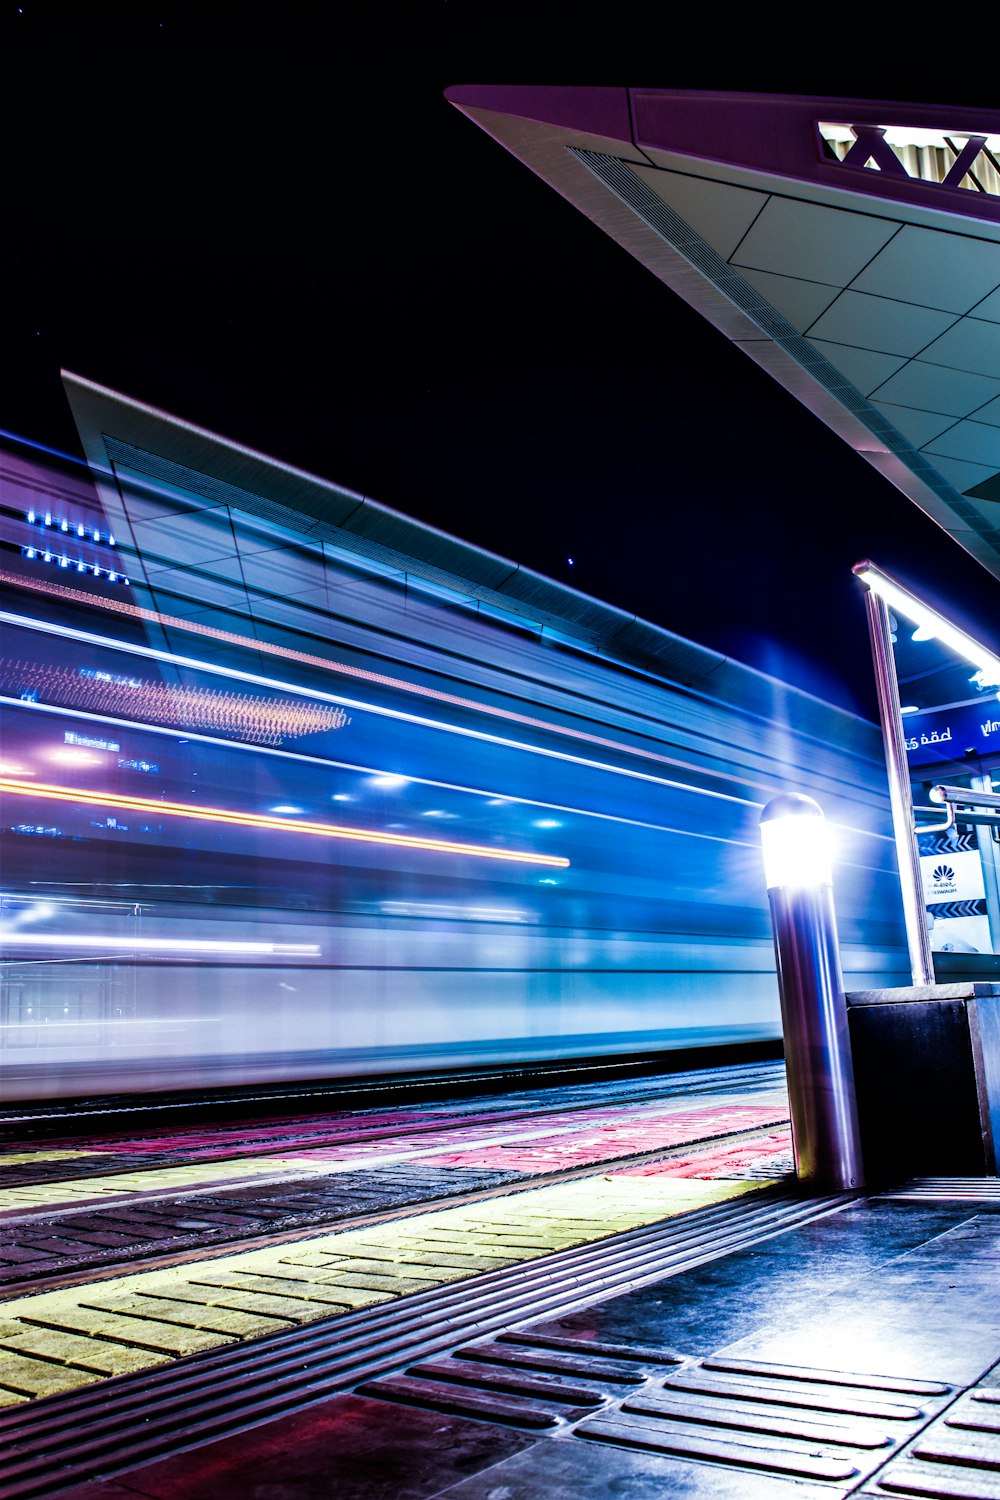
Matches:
[[446, 87, 1000, 580]]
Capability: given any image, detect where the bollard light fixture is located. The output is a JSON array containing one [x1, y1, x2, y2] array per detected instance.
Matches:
[[760, 793, 833, 891], [760, 791, 863, 1190]]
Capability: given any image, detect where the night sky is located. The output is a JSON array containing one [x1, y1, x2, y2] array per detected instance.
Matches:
[[3, 7, 998, 719]]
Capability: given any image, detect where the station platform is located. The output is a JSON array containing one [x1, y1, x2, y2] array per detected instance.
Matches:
[[6, 1065, 1000, 1498]]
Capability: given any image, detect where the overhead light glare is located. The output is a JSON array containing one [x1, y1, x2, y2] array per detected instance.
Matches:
[[855, 564, 1000, 684]]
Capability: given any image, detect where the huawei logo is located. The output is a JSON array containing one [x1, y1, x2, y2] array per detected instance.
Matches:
[[933, 864, 956, 881]]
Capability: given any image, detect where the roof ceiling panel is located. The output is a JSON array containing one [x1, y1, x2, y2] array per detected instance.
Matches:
[[805, 290, 955, 357], [730, 198, 897, 284], [920, 318, 1000, 378], [964, 495, 1000, 525], [974, 286, 1000, 324], [447, 86, 1000, 589], [736, 268, 840, 332], [627, 163, 769, 259], [869, 402, 958, 447], [924, 420, 1000, 467], [925, 454, 998, 494], [805, 339, 908, 394], [972, 394, 1000, 428], [868, 360, 1000, 417], [850, 226, 1000, 313]]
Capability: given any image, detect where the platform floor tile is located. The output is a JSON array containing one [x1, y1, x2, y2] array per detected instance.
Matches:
[[0, 1151, 103, 1169], [0, 1156, 325, 1212], [0, 1172, 763, 1404]]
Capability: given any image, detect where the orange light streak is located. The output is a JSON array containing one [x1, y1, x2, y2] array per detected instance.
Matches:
[[0, 778, 570, 867]]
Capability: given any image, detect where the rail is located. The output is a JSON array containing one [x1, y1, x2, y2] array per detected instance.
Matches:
[[915, 783, 1000, 835]]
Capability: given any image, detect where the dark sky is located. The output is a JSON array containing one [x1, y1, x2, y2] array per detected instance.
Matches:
[[3, 6, 999, 718]]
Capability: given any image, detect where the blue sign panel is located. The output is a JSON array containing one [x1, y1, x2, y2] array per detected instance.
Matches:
[[905, 700, 1000, 765]]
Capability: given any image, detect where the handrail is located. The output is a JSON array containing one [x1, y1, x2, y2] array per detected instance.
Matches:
[[914, 801, 954, 836], [917, 784, 1000, 832], [931, 784, 1000, 811]]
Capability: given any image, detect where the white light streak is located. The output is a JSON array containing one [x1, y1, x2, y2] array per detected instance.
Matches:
[[0, 934, 321, 955]]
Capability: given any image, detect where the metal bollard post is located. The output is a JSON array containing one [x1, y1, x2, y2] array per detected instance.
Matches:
[[760, 794, 864, 1190]]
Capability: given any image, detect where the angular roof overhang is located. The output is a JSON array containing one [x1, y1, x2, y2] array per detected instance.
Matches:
[[446, 87, 1000, 579]]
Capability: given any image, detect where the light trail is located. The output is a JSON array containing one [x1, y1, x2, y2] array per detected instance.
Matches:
[[0, 778, 571, 867], [0, 570, 785, 800], [0, 603, 764, 810], [0, 936, 320, 954]]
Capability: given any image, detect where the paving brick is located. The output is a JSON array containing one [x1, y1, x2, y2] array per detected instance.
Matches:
[[173, 1285, 320, 1325], [277, 1249, 353, 1269], [0, 1349, 101, 1398], [310, 1250, 460, 1276], [52, 1230, 138, 1248], [80, 1293, 291, 1339], [0, 1244, 53, 1264], [23, 1305, 238, 1356], [189, 1271, 356, 1306], [307, 1270, 430, 1293], [0, 1324, 171, 1375], [324, 1249, 513, 1271]]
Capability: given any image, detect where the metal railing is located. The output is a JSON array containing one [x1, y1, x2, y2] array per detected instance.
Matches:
[[916, 784, 1000, 835]]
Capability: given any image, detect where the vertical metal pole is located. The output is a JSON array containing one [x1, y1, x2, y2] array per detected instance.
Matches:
[[762, 795, 864, 1190], [863, 589, 934, 985], [971, 773, 1000, 953]]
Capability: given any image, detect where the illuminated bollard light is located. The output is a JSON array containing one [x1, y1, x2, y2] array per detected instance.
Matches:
[[760, 794, 864, 1191]]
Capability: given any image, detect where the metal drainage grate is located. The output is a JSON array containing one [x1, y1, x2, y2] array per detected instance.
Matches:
[[876, 1178, 1000, 1202]]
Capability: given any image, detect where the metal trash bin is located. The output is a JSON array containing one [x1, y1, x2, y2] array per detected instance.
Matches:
[[845, 983, 1000, 1179]]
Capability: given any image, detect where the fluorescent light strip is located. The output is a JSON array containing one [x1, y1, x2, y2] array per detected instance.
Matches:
[[0, 778, 570, 868], [0, 935, 320, 954], [855, 564, 1000, 679]]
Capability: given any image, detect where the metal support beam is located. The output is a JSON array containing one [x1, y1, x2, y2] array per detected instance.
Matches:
[[864, 588, 934, 985]]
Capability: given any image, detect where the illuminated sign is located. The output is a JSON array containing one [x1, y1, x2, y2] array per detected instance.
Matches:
[[905, 702, 1000, 764], [65, 730, 120, 752]]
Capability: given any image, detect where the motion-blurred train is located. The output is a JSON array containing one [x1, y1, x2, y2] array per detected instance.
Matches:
[[0, 388, 909, 1099]]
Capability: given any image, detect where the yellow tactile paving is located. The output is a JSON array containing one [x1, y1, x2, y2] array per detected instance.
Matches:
[[0, 1150, 104, 1168], [0, 1172, 765, 1405], [0, 1156, 323, 1212]]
